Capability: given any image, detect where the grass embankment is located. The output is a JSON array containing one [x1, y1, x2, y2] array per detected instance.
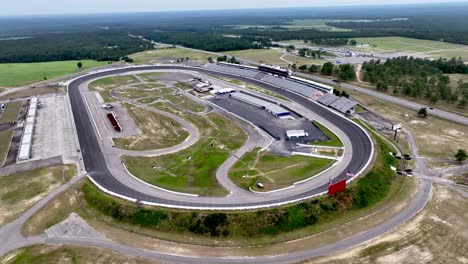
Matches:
[[0, 60, 107, 87], [0, 102, 22, 166], [311, 121, 344, 147], [229, 148, 334, 191], [81, 132, 397, 241], [0, 130, 14, 166], [123, 112, 246, 196], [0, 165, 76, 226], [0, 101, 22, 123], [1, 245, 153, 264], [88, 75, 138, 102], [113, 106, 189, 151]]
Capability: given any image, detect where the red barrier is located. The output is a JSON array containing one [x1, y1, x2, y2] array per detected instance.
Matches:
[[107, 113, 122, 132], [328, 179, 347, 195]]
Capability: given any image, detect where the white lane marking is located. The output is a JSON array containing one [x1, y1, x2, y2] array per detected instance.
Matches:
[[82, 92, 102, 141]]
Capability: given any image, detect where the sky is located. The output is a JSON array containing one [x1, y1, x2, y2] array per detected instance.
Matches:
[[2, 0, 468, 16]]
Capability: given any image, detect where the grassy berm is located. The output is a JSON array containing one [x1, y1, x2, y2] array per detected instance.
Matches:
[[83, 134, 397, 239]]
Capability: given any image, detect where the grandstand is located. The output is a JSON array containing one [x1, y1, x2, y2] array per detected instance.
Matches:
[[205, 63, 325, 100], [258, 64, 291, 77]]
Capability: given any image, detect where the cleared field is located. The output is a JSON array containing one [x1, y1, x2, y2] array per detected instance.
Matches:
[[226, 49, 286, 65], [88, 75, 138, 102], [427, 48, 468, 60], [309, 185, 468, 264], [351, 91, 468, 159], [282, 54, 326, 66], [123, 112, 247, 196], [0, 60, 107, 87], [164, 94, 205, 112], [352, 36, 465, 54], [0, 165, 76, 226], [229, 148, 334, 191], [283, 19, 352, 32], [1, 245, 155, 264], [130, 48, 212, 64], [0, 101, 22, 123], [311, 121, 344, 147], [226, 49, 326, 67], [113, 106, 189, 151], [0, 130, 14, 167]]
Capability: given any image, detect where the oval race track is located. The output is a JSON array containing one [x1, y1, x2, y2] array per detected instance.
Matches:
[[68, 65, 373, 209]]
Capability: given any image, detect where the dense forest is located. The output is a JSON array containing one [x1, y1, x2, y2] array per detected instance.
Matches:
[[1, 3, 468, 62], [0, 30, 153, 63], [327, 15, 468, 45], [144, 32, 265, 52], [362, 57, 468, 107]]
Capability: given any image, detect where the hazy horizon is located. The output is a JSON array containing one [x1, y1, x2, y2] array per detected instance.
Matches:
[[2, 0, 468, 16]]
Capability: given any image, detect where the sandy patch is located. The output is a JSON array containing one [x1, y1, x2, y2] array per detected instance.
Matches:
[[444, 129, 464, 136], [376, 245, 433, 264]]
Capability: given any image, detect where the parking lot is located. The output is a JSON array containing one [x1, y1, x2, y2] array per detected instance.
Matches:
[[30, 95, 78, 163], [209, 94, 329, 150]]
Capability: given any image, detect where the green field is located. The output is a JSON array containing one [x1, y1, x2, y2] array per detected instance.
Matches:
[[311, 121, 344, 147], [0, 60, 107, 87], [351, 37, 468, 59], [123, 112, 247, 196], [0, 101, 22, 123], [130, 48, 212, 64], [229, 148, 334, 191]]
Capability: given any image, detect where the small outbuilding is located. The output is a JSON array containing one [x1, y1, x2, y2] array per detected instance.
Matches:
[[286, 130, 309, 139]]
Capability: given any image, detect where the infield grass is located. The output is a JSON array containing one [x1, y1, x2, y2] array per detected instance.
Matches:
[[229, 148, 334, 191], [123, 112, 247, 196]]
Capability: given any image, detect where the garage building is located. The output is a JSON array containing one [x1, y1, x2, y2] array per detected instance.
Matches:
[[230, 92, 290, 117]]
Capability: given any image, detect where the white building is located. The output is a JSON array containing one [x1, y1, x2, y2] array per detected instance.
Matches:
[[286, 130, 309, 139]]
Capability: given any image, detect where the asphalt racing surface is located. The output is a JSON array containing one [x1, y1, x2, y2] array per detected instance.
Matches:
[[68, 65, 372, 208]]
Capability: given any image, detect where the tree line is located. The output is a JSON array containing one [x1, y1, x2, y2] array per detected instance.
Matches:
[[292, 61, 356, 81], [0, 30, 152, 63], [362, 56, 468, 107]]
